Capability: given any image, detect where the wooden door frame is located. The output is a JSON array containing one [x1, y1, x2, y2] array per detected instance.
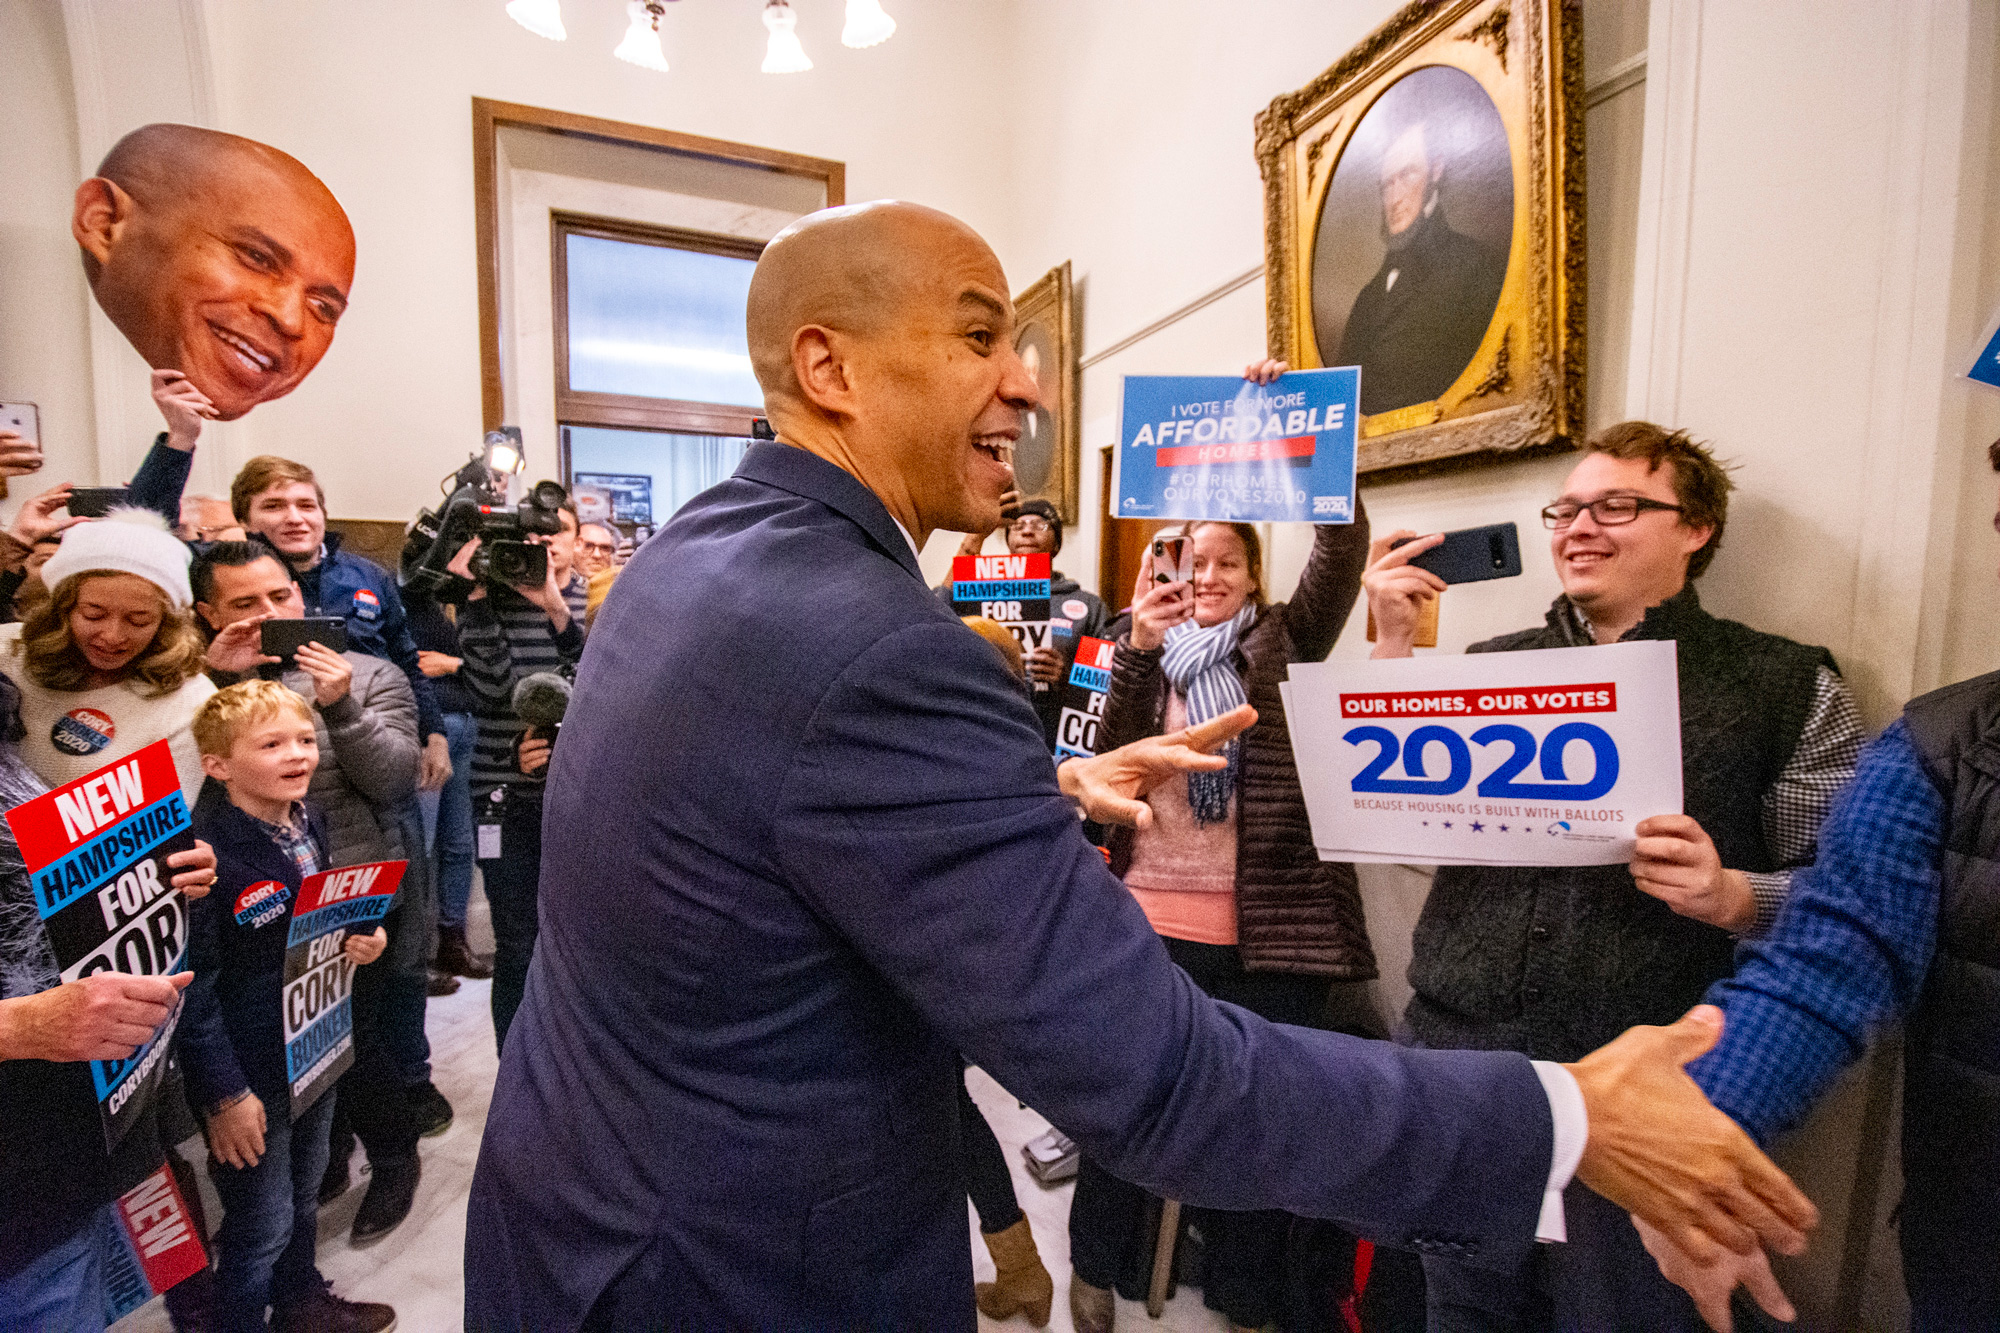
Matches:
[[472, 97, 845, 431]]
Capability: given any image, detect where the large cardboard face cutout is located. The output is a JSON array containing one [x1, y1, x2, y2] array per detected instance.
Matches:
[[73, 124, 356, 421]]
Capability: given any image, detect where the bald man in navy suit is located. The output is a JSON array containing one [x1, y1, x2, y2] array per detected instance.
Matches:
[[463, 202, 1814, 1330]]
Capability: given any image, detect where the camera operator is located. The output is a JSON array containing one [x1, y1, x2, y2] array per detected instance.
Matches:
[[448, 496, 587, 1051], [195, 541, 446, 1242]]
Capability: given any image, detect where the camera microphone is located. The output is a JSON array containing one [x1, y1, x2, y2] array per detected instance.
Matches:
[[512, 671, 572, 730]]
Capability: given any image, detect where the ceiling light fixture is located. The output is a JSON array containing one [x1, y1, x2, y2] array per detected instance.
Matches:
[[614, 0, 670, 71], [841, 0, 895, 49], [505, 0, 567, 41], [504, 1, 893, 72], [761, 0, 813, 74]]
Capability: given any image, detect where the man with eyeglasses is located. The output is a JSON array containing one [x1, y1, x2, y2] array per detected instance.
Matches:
[[1361, 421, 1864, 1330], [941, 494, 1108, 749], [575, 521, 619, 580]]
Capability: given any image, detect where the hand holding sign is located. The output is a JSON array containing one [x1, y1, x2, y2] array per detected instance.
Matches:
[[151, 369, 217, 452], [343, 926, 388, 966], [1631, 815, 1755, 933], [0, 970, 190, 1062], [167, 840, 218, 901]]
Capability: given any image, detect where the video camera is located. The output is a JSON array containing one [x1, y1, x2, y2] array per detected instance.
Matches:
[[401, 431, 571, 598]]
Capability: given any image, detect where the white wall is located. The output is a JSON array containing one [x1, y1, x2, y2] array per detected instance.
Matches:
[[0, 0, 97, 516]]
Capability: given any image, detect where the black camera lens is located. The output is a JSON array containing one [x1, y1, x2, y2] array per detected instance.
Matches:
[[530, 480, 569, 509]]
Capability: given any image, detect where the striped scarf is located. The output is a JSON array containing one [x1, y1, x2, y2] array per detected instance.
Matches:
[[1159, 604, 1254, 825]]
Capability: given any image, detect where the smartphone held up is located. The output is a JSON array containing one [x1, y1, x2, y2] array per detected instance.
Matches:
[[1151, 533, 1195, 585]]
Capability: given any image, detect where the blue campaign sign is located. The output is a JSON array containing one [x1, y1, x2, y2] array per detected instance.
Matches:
[[1115, 368, 1360, 523], [1970, 314, 2000, 391]]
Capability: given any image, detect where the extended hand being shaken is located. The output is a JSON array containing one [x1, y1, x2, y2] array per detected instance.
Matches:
[[1636, 1212, 1796, 1332], [1567, 1005, 1816, 1312]]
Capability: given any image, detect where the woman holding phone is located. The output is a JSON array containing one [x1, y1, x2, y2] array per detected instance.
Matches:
[[0, 509, 215, 807], [1066, 362, 1417, 1333]]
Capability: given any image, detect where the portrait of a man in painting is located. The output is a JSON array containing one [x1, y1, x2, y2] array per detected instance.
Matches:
[[1311, 65, 1513, 417]]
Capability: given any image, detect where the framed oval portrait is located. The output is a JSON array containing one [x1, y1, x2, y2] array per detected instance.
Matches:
[[1256, 0, 1583, 476]]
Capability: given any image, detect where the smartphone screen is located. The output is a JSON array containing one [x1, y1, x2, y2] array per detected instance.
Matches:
[[66, 487, 132, 519], [0, 402, 37, 445], [1152, 535, 1194, 584], [260, 617, 349, 660]]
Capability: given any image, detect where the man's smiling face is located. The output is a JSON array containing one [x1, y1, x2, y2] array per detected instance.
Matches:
[[76, 138, 354, 420]]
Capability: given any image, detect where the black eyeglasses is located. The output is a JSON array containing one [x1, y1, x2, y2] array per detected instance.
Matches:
[[1540, 496, 1684, 530]]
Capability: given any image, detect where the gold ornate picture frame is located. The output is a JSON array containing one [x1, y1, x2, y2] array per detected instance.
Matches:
[[1010, 262, 1081, 524], [1256, 0, 1583, 476]]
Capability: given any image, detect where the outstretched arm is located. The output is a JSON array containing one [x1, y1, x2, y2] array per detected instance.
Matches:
[[777, 622, 1815, 1260], [1690, 721, 1942, 1145]]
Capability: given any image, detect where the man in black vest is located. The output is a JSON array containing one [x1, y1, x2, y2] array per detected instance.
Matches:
[[1643, 436, 2000, 1328], [1363, 422, 1865, 1330]]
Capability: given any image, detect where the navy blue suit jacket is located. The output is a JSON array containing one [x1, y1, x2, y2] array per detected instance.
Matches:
[[464, 442, 1554, 1329]]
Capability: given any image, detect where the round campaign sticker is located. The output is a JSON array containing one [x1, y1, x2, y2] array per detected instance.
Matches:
[[234, 881, 292, 929], [1062, 599, 1089, 621], [51, 708, 116, 757]]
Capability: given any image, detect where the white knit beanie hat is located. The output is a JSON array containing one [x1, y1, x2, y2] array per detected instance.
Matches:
[[41, 507, 194, 609]]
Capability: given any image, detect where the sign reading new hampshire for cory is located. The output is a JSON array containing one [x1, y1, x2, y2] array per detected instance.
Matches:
[[4, 739, 197, 1148]]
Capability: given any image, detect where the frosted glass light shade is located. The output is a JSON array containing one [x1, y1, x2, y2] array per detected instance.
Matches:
[[505, 0, 566, 41], [841, 0, 895, 48], [761, 0, 813, 73], [614, 2, 669, 71]]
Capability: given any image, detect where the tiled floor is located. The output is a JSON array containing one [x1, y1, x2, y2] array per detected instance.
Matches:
[[114, 963, 1232, 1332]]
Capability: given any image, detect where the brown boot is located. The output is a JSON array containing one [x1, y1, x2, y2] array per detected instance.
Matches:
[[1067, 1267, 1114, 1333], [973, 1218, 1053, 1326], [435, 924, 493, 979]]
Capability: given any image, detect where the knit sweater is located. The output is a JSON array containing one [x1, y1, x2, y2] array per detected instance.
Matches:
[[0, 622, 214, 807]]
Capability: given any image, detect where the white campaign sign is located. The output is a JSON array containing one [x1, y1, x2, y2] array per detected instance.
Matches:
[[1282, 641, 1682, 867]]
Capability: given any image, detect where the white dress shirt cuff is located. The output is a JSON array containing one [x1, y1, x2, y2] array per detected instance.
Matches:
[[1530, 1060, 1588, 1243]]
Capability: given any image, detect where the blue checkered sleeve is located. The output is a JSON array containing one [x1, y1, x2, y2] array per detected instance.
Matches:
[[1689, 719, 1943, 1146]]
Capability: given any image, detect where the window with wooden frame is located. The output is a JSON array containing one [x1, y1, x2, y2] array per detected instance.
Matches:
[[471, 98, 842, 531], [553, 212, 766, 439]]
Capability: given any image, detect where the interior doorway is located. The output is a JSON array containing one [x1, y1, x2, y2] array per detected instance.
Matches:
[[1096, 445, 1164, 618]]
